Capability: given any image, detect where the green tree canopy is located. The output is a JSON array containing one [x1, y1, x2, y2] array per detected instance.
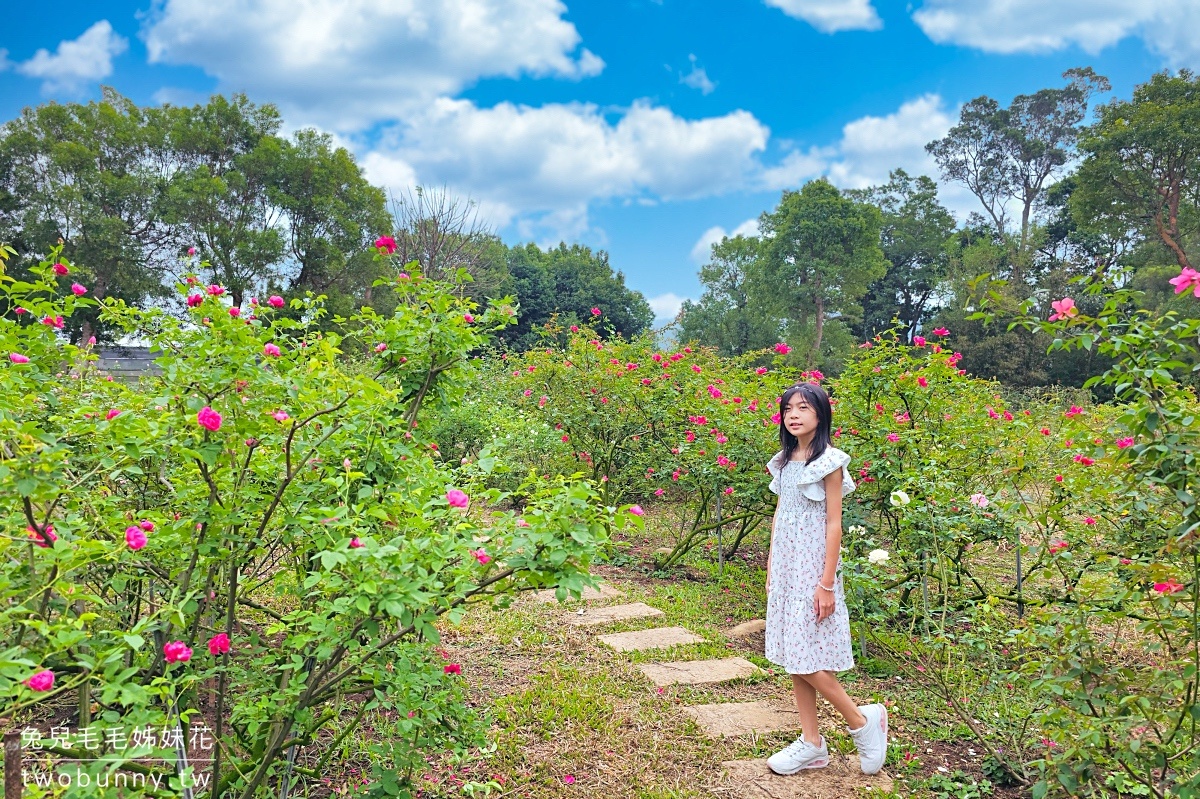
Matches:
[[678, 234, 779, 355], [497, 242, 654, 350], [759, 178, 887, 366]]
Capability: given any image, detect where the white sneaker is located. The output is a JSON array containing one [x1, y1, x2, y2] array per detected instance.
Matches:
[[766, 735, 828, 775], [849, 703, 888, 774]]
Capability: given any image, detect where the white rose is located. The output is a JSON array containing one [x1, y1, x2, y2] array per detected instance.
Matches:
[[890, 489, 911, 507], [868, 549, 890, 565]]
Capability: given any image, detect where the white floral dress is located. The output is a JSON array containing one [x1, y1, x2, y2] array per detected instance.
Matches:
[[765, 447, 856, 674]]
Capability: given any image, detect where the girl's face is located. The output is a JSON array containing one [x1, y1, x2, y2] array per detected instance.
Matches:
[[783, 393, 818, 438]]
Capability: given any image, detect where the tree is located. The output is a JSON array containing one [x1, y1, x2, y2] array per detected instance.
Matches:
[[496, 242, 653, 350], [848, 169, 957, 339], [159, 94, 286, 307], [678, 235, 779, 355], [0, 88, 175, 341], [1072, 69, 1200, 275], [270, 129, 390, 303], [926, 68, 1110, 283], [759, 178, 887, 366], [388, 186, 509, 303]]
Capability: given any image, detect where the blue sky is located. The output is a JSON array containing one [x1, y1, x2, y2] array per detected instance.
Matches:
[[0, 1, 1191, 320]]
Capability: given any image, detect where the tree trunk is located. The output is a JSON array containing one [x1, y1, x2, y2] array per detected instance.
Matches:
[[811, 294, 824, 369]]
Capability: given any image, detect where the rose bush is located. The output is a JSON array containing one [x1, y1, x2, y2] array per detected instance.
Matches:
[[1, 246, 632, 797]]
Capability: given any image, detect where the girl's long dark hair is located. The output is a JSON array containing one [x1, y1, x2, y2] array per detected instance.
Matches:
[[777, 382, 833, 468]]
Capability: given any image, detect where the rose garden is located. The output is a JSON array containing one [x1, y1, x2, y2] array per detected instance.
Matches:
[[3, 72, 1200, 799]]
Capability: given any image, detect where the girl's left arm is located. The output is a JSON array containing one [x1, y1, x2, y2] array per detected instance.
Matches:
[[822, 468, 844, 587]]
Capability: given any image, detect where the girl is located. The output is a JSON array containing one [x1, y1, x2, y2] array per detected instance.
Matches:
[[764, 382, 887, 775]]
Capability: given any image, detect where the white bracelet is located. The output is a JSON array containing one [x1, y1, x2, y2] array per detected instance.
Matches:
[[817, 580, 835, 592]]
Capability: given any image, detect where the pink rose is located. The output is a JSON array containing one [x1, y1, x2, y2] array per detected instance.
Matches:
[[374, 235, 397, 254], [125, 525, 148, 550], [24, 669, 55, 692], [446, 489, 469, 508], [229, 307, 241, 317], [1115, 437, 1134, 449], [470, 548, 491, 565], [187, 247, 196, 256], [1048, 540, 1068, 554], [349, 537, 363, 549], [187, 294, 203, 307], [263, 343, 281, 357], [590, 307, 601, 316], [267, 295, 285, 308], [9, 353, 30, 364], [14, 306, 26, 314], [70, 283, 87, 296], [1049, 297, 1078, 322], [197, 406, 222, 431], [27, 525, 56, 547], [444, 663, 462, 675], [271, 410, 290, 422], [887, 433, 900, 442], [206, 285, 225, 297], [104, 408, 121, 421], [163, 641, 192, 663], [932, 327, 950, 336], [374, 342, 387, 353], [917, 376, 928, 387], [1169, 267, 1200, 297], [913, 336, 926, 347], [207, 633, 231, 655], [628, 505, 644, 516], [1153, 580, 1185, 594], [570, 325, 579, 332], [52, 262, 69, 276], [139, 520, 154, 531], [774, 342, 791, 355]]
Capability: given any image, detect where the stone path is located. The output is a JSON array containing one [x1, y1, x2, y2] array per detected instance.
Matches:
[[542, 582, 893, 796]]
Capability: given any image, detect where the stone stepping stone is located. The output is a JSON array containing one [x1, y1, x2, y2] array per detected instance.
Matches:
[[532, 583, 624, 603], [597, 626, 705, 652], [720, 756, 893, 797], [682, 699, 800, 738], [564, 602, 663, 627], [638, 657, 760, 687], [725, 619, 766, 638]]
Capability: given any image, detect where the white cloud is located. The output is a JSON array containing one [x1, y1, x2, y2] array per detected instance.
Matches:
[[16, 20, 127, 93], [680, 54, 716, 95], [911, 0, 1200, 67], [361, 98, 770, 241], [142, 0, 605, 130], [764, 0, 882, 33], [690, 218, 760, 263], [762, 94, 956, 191], [647, 292, 689, 321]]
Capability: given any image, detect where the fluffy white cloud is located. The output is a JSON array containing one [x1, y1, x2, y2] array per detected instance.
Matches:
[[762, 94, 956, 191], [912, 0, 1200, 67], [680, 54, 716, 95], [690, 218, 760, 263], [361, 98, 770, 240], [16, 20, 127, 93], [764, 0, 882, 33], [142, 0, 604, 129], [647, 292, 689, 322]]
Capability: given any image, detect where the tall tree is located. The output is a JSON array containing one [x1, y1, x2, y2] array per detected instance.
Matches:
[[270, 129, 391, 301], [848, 169, 957, 339], [0, 88, 174, 341], [1072, 69, 1200, 275], [678, 235, 779, 355], [388, 186, 508, 303], [759, 178, 887, 365], [926, 68, 1110, 283], [496, 242, 653, 350], [160, 95, 286, 306]]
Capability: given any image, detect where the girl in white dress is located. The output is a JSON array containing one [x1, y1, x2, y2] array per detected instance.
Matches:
[[764, 382, 888, 776]]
